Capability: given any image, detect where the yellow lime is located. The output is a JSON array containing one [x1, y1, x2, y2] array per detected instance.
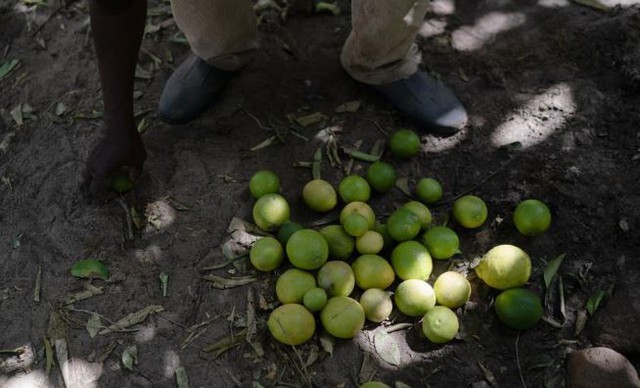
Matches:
[[452, 195, 488, 229], [302, 179, 337, 212], [343, 213, 370, 237], [394, 279, 436, 317], [386, 207, 421, 242], [359, 288, 393, 323], [338, 175, 371, 203], [494, 288, 543, 329], [340, 201, 376, 229], [366, 161, 397, 193], [249, 237, 284, 272], [249, 170, 280, 199], [389, 129, 421, 158], [433, 271, 471, 308], [275, 268, 316, 304], [513, 199, 552, 236], [303, 287, 328, 312], [317, 261, 355, 297], [110, 169, 134, 193], [286, 229, 329, 270], [356, 230, 384, 254], [319, 225, 355, 261], [253, 193, 290, 232], [268, 304, 315, 345], [475, 244, 531, 290], [390, 240, 433, 280], [416, 177, 443, 204], [277, 221, 304, 246], [421, 306, 459, 343], [403, 200, 433, 230], [422, 226, 460, 260], [320, 296, 365, 339], [351, 254, 395, 290]]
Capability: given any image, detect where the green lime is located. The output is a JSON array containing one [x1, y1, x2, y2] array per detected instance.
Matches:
[[268, 304, 315, 345], [366, 161, 397, 193], [421, 306, 459, 343], [320, 296, 365, 339], [394, 279, 436, 317], [277, 221, 304, 246], [359, 288, 393, 323], [352, 254, 395, 290], [390, 240, 433, 281], [433, 271, 471, 308], [275, 268, 316, 304], [422, 226, 460, 260], [317, 261, 356, 297], [475, 244, 531, 290], [249, 170, 280, 199], [286, 229, 329, 270], [494, 288, 543, 330], [340, 201, 376, 229], [319, 225, 355, 261], [389, 129, 421, 158], [386, 208, 421, 242], [343, 213, 370, 237], [110, 170, 134, 193], [403, 200, 433, 230], [249, 237, 284, 272], [513, 199, 552, 236], [302, 179, 337, 212], [253, 193, 290, 232], [452, 195, 488, 229], [416, 178, 443, 204], [338, 175, 371, 203], [303, 287, 328, 312], [374, 224, 394, 251], [356, 230, 384, 254]]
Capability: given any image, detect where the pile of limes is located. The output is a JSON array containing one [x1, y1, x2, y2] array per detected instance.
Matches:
[[247, 130, 553, 346]]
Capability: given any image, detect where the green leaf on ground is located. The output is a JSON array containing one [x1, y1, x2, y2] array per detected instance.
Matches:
[[159, 272, 168, 297], [175, 366, 189, 388], [86, 313, 102, 338], [295, 112, 328, 127], [203, 274, 257, 289], [315, 1, 340, 15], [544, 253, 566, 290], [586, 290, 606, 316], [63, 284, 104, 305], [70, 259, 109, 280], [335, 100, 362, 113], [373, 331, 401, 366], [99, 305, 164, 335], [121, 345, 137, 371], [570, 0, 611, 12], [0, 59, 20, 83]]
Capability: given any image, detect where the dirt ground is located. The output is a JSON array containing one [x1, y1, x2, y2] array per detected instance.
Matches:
[[1, 0, 640, 387]]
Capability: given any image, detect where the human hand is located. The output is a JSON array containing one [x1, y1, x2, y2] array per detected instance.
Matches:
[[82, 126, 147, 198]]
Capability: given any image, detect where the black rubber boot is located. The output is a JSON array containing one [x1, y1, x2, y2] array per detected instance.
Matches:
[[372, 71, 467, 137], [158, 54, 236, 125]]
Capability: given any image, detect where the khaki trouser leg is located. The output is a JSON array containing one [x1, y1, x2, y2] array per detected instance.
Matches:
[[341, 0, 430, 85], [170, 0, 259, 71]]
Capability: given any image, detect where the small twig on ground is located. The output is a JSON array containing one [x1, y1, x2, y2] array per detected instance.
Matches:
[[115, 197, 134, 241], [516, 331, 527, 388], [434, 156, 515, 207], [243, 109, 272, 131], [361, 118, 389, 136]]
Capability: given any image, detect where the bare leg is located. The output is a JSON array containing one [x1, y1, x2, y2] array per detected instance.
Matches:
[[83, 0, 147, 197]]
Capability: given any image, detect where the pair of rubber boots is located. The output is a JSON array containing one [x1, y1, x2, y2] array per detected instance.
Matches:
[[158, 54, 467, 137]]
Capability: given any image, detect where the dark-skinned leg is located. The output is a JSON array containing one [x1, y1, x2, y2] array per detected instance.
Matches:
[[83, 0, 147, 197]]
